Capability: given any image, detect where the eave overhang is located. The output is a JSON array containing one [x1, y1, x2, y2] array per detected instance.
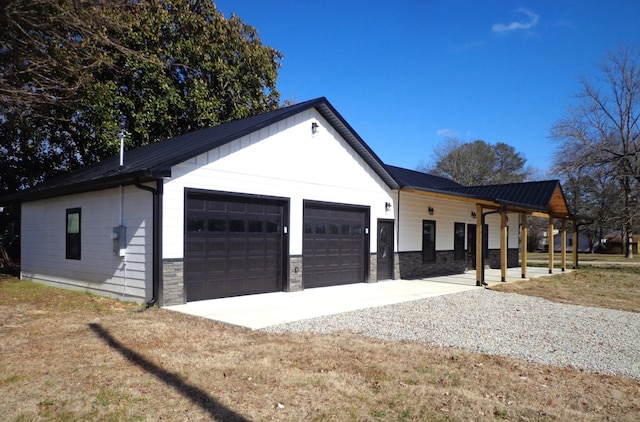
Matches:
[[1, 169, 168, 204]]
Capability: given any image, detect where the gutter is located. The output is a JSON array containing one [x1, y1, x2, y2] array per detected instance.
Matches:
[[135, 178, 163, 308]]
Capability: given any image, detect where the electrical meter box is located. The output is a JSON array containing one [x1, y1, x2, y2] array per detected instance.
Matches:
[[111, 225, 126, 257]]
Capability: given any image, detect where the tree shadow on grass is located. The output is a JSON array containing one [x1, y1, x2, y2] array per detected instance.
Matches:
[[88, 323, 251, 422]]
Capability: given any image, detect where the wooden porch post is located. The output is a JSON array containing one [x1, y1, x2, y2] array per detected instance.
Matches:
[[476, 204, 483, 286], [521, 214, 528, 278], [561, 219, 567, 272], [500, 211, 507, 282], [548, 218, 554, 274]]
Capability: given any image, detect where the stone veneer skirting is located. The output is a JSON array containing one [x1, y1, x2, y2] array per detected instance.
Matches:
[[397, 249, 519, 280], [162, 258, 184, 306], [288, 255, 303, 292], [369, 253, 377, 283]]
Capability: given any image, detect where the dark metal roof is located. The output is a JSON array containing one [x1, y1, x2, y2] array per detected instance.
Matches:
[[2, 97, 399, 203], [445, 180, 561, 211], [384, 165, 463, 190]]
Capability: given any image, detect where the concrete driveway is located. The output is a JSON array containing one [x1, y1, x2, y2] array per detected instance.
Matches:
[[164, 266, 563, 329]]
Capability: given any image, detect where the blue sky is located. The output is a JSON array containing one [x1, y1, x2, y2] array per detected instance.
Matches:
[[215, 1, 639, 176]]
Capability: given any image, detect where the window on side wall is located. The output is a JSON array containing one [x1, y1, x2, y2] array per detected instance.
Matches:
[[422, 220, 436, 262], [454, 222, 465, 260], [66, 208, 81, 260]]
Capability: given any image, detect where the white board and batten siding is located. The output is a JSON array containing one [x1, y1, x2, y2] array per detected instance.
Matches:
[[162, 108, 396, 259], [397, 191, 519, 252], [21, 184, 153, 303]]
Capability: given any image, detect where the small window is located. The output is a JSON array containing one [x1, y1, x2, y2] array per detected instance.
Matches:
[[266, 221, 279, 233], [422, 220, 436, 262], [315, 223, 326, 234], [186, 216, 205, 232], [328, 224, 339, 235], [454, 222, 465, 260], [207, 218, 226, 232], [229, 219, 245, 232], [66, 208, 81, 260], [248, 220, 263, 233]]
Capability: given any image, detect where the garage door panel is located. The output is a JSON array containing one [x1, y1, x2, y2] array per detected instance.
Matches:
[[186, 259, 206, 276], [186, 238, 206, 254], [185, 193, 285, 301], [206, 237, 226, 251]]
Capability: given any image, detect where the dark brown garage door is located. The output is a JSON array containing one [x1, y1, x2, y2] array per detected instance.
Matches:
[[303, 202, 368, 288], [185, 192, 286, 301]]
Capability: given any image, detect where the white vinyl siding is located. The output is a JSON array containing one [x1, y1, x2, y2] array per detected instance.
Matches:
[[397, 191, 517, 253], [162, 108, 395, 258], [21, 185, 153, 303]]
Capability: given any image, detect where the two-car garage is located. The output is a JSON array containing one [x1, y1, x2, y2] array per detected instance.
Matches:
[[184, 191, 369, 301]]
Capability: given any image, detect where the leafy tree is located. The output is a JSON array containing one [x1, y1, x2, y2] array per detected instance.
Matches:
[[551, 46, 640, 257], [0, 0, 282, 191], [418, 138, 529, 186]]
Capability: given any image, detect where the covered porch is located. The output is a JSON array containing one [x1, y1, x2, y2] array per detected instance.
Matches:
[[401, 179, 575, 286]]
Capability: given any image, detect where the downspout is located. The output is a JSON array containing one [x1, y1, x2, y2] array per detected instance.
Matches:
[[135, 178, 163, 308]]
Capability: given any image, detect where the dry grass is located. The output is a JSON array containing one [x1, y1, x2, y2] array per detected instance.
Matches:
[[528, 252, 640, 264], [1, 273, 639, 421], [490, 266, 640, 313]]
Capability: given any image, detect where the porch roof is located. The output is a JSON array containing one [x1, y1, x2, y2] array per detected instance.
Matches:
[[385, 165, 572, 218]]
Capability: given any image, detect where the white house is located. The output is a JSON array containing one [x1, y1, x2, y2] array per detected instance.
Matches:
[[2, 98, 574, 306]]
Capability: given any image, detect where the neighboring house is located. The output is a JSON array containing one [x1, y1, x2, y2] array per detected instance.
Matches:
[[598, 235, 639, 255], [550, 232, 592, 253], [0, 98, 573, 306]]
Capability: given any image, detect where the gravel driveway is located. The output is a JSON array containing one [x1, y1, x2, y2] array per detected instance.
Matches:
[[263, 289, 640, 380]]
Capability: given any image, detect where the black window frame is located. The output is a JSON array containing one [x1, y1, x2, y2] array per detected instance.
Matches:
[[454, 222, 465, 260], [66, 208, 81, 260], [422, 220, 436, 262]]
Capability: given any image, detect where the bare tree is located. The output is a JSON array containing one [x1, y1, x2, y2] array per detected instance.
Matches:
[[551, 46, 640, 257], [418, 138, 529, 186]]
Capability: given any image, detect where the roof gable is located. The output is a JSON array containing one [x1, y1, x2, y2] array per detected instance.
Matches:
[[5, 97, 398, 202], [446, 180, 571, 217]]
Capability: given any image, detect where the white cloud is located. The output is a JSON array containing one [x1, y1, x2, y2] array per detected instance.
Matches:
[[492, 8, 539, 33], [436, 128, 458, 137], [436, 128, 473, 139]]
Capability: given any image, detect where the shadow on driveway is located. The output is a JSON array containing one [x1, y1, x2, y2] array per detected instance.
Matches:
[[88, 323, 250, 422]]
